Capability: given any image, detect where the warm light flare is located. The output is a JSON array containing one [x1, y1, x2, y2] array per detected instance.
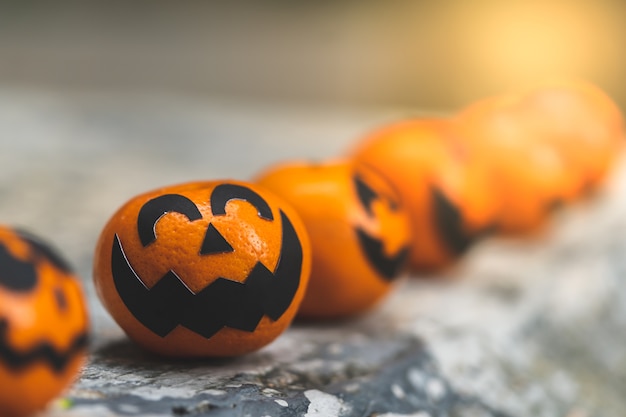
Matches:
[[464, 1, 620, 86]]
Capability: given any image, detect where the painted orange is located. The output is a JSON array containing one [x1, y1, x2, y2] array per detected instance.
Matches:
[[455, 78, 623, 234], [255, 160, 411, 319], [93, 180, 311, 357], [0, 226, 89, 417], [350, 119, 499, 272]]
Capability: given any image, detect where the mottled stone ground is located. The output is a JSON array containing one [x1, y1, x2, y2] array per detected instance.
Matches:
[[1, 88, 625, 417]]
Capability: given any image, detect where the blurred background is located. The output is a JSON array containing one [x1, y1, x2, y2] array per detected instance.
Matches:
[[1, 0, 626, 112]]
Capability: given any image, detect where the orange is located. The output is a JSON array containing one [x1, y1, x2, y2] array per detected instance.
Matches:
[[350, 119, 499, 272], [0, 226, 89, 417], [93, 180, 311, 357], [255, 160, 411, 319], [513, 78, 624, 191], [456, 95, 580, 234], [455, 78, 623, 234]]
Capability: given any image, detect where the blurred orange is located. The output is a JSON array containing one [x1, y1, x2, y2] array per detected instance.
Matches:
[[456, 96, 577, 234], [350, 119, 498, 272], [0, 226, 88, 417], [456, 78, 624, 234], [513, 79, 625, 190]]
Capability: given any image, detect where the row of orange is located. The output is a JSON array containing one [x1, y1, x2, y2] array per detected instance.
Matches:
[[354, 78, 624, 270], [255, 77, 625, 317], [0, 78, 623, 416]]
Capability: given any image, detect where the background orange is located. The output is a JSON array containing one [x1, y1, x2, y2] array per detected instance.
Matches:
[[256, 160, 411, 319]]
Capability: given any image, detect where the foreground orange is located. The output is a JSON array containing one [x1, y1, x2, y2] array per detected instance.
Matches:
[[0, 226, 88, 417], [350, 119, 498, 272], [93, 180, 311, 357], [256, 160, 411, 319]]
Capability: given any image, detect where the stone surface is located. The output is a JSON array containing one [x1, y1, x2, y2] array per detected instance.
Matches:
[[1, 88, 625, 417]]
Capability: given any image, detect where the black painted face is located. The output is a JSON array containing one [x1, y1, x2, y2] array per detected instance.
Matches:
[[0, 243, 37, 292], [0, 233, 88, 374], [0, 319, 88, 373], [353, 175, 409, 281], [0, 230, 73, 293], [111, 184, 303, 339]]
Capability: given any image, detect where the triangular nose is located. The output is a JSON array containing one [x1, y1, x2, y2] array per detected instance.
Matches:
[[200, 223, 234, 255]]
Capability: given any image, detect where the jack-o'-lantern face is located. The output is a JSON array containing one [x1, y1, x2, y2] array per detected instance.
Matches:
[[350, 119, 499, 272], [352, 167, 411, 281], [255, 160, 411, 319], [93, 180, 311, 358], [0, 226, 89, 417]]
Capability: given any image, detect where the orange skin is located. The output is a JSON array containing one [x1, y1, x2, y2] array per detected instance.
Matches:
[[93, 180, 311, 358], [455, 79, 624, 234], [350, 119, 499, 272], [255, 160, 411, 319], [456, 96, 579, 234], [511, 79, 625, 190], [0, 227, 89, 417]]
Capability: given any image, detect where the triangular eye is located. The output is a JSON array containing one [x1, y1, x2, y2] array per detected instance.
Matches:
[[0, 243, 38, 291], [200, 223, 234, 255], [354, 175, 378, 217]]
